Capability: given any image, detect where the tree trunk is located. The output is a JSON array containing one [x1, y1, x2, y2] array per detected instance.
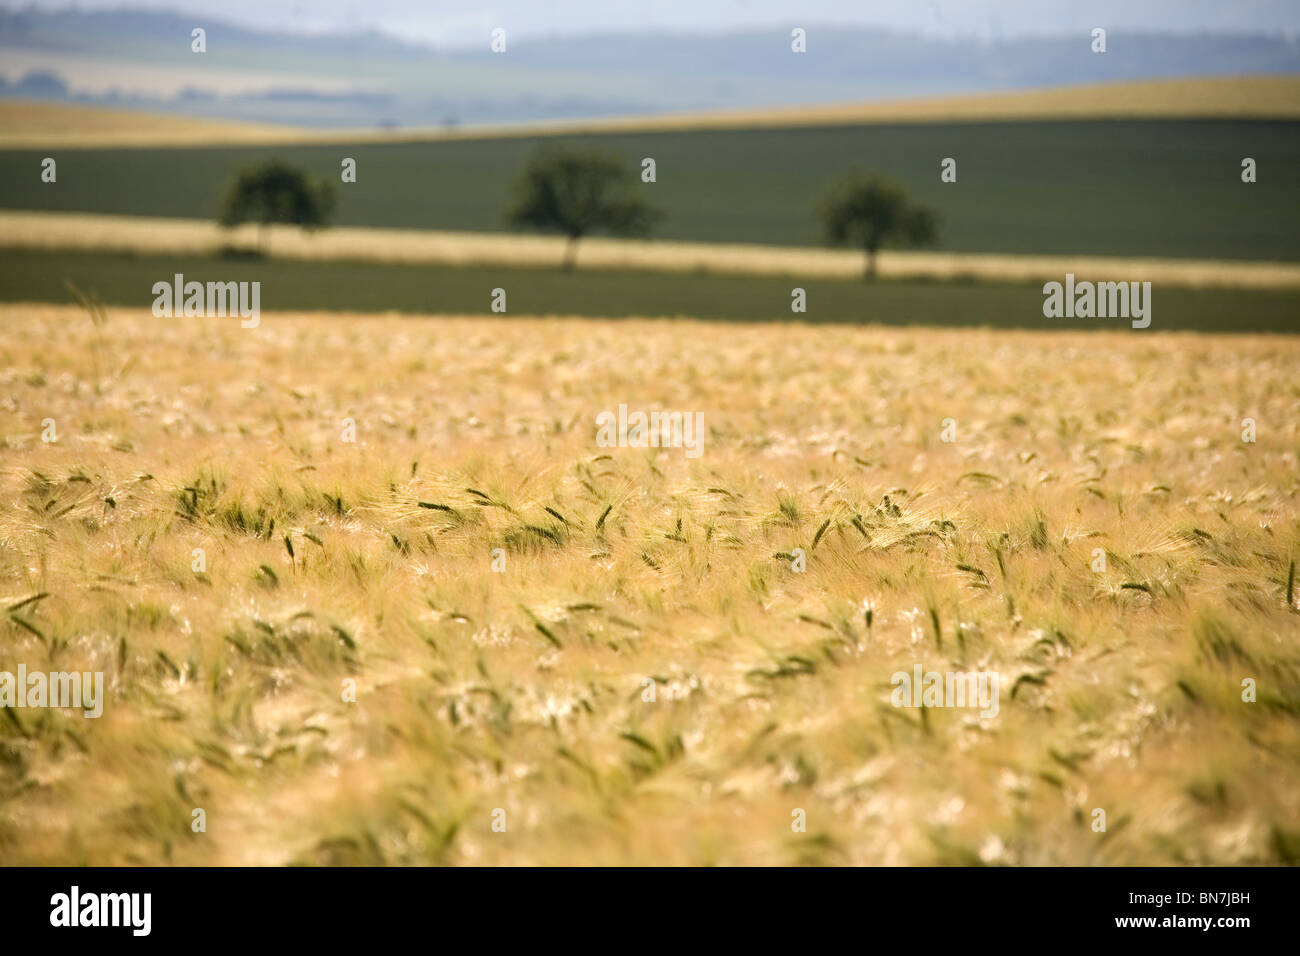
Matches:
[[863, 246, 878, 281], [562, 235, 580, 271], [258, 222, 269, 258]]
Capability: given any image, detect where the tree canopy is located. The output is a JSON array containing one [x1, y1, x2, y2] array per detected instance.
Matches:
[[506, 147, 660, 268], [218, 160, 336, 254], [821, 174, 938, 278]]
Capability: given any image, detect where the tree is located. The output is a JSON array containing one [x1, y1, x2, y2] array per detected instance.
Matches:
[[820, 174, 938, 279], [506, 146, 660, 269], [219, 160, 336, 256]]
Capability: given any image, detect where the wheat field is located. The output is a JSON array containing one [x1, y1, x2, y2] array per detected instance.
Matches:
[[0, 302, 1297, 865]]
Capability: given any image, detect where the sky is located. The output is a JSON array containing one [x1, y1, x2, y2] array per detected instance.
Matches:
[[3, 0, 1299, 46]]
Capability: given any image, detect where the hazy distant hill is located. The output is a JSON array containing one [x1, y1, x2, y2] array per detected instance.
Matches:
[[3, 8, 1299, 127]]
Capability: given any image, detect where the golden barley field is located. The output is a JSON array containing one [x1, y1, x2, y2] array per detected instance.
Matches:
[[1, 302, 1298, 866]]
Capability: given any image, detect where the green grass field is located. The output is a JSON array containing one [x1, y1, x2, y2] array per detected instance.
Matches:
[[2, 119, 1298, 260], [2, 248, 1299, 331]]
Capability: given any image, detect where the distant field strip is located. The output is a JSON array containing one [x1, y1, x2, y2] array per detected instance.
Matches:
[[3, 210, 1298, 290], [4, 75, 1300, 148], [0, 99, 303, 149], [9, 249, 1296, 332]]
